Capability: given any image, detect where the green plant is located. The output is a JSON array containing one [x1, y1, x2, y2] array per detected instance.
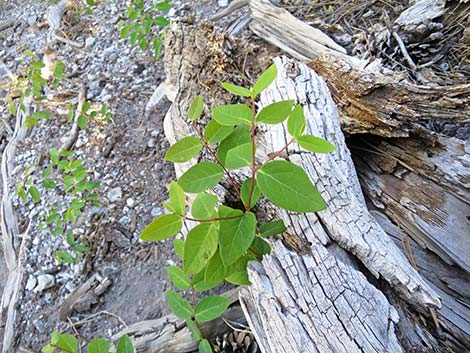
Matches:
[[118, 0, 172, 58], [140, 64, 335, 351], [41, 331, 134, 353], [16, 148, 100, 264]]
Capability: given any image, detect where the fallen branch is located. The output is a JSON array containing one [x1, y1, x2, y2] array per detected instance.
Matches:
[[60, 85, 86, 151]]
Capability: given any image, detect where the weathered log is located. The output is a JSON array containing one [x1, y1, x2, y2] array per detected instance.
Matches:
[[248, 0, 470, 137]]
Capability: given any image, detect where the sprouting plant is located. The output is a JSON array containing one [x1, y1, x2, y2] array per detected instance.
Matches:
[[118, 0, 172, 58], [16, 148, 100, 264], [41, 331, 134, 353], [140, 64, 336, 352]]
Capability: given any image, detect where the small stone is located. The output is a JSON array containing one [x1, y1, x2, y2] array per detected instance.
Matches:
[[151, 207, 162, 217], [126, 198, 135, 208], [27, 15, 37, 26], [33, 319, 46, 333], [26, 276, 37, 291], [85, 37, 96, 48], [218, 0, 229, 7], [147, 139, 155, 148], [118, 215, 130, 225], [34, 274, 55, 293], [107, 187, 122, 202]]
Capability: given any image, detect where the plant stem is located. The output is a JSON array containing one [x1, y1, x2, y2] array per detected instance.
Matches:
[[255, 138, 295, 172], [185, 214, 244, 223], [191, 122, 240, 196], [246, 96, 257, 211]]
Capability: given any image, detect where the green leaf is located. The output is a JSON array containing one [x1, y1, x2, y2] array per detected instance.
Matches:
[[167, 266, 191, 290], [41, 166, 53, 178], [199, 339, 213, 353], [219, 212, 256, 266], [165, 290, 193, 320], [28, 186, 41, 203], [155, 16, 170, 27], [156, 1, 172, 11], [50, 149, 59, 164], [116, 335, 134, 353], [193, 268, 220, 292], [51, 331, 59, 345], [288, 104, 305, 137], [296, 135, 336, 153], [184, 223, 218, 274], [82, 101, 91, 113], [31, 111, 51, 120], [204, 120, 233, 144], [73, 167, 87, 181], [57, 334, 78, 352], [55, 250, 75, 264], [252, 63, 277, 96], [192, 193, 218, 220], [169, 181, 186, 215], [41, 344, 55, 353], [225, 143, 253, 170], [77, 114, 89, 129], [53, 61, 65, 79], [250, 237, 271, 257], [31, 61, 45, 69], [222, 82, 251, 97], [165, 136, 203, 163], [178, 162, 224, 194], [259, 220, 286, 237], [186, 319, 201, 341], [256, 100, 294, 124], [240, 178, 261, 207], [188, 95, 204, 121], [87, 338, 110, 353], [257, 160, 325, 212], [195, 295, 230, 323], [217, 126, 251, 165], [212, 104, 252, 126], [204, 250, 225, 286], [224, 254, 254, 285], [140, 214, 182, 241], [86, 0, 95, 5], [174, 239, 184, 259]]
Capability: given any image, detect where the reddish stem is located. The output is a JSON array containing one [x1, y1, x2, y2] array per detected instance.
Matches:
[[191, 122, 240, 196], [255, 138, 295, 172], [246, 96, 257, 211]]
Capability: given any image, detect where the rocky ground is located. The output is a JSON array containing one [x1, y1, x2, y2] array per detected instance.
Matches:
[[0, 0, 236, 351]]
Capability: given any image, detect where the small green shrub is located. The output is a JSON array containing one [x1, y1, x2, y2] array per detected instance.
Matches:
[[119, 0, 172, 58], [140, 64, 335, 352]]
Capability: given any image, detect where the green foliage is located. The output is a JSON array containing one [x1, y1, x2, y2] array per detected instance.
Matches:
[[140, 63, 335, 352], [119, 0, 171, 59], [42, 332, 134, 353]]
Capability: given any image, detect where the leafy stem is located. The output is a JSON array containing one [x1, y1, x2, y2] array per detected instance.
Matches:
[[246, 96, 257, 211], [191, 121, 240, 196], [255, 138, 295, 172], [184, 214, 244, 223]]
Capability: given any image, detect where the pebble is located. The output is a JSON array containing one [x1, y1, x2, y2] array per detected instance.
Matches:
[[27, 15, 37, 26], [34, 274, 55, 293], [148, 139, 156, 148], [107, 187, 122, 202], [85, 37, 96, 49], [25, 276, 37, 291], [151, 207, 162, 217], [126, 198, 135, 208]]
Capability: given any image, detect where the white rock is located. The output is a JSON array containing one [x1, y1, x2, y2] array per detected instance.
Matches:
[[85, 37, 96, 48], [34, 274, 55, 293], [107, 187, 122, 202], [25, 276, 37, 291], [126, 198, 135, 208]]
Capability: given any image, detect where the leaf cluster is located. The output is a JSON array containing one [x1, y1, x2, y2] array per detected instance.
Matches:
[[119, 0, 171, 58], [41, 331, 134, 353], [140, 63, 335, 352]]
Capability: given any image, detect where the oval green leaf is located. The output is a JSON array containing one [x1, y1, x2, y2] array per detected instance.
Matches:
[[260, 219, 286, 237], [193, 267, 220, 292], [199, 339, 213, 353], [186, 319, 201, 341], [213, 104, 252, 126], [167, 266, 191, 290], [217, 126, 251, 165], [219, 212, 256, 266], [140, 214, 182, 241], [257, 160, 325, 212], [87, 338, 110, 353], [192, 193, 218, 220], [240, 178, 261, 207], [288, 104, 306, 137], [178, 162, 224, 194], [222, 82, 251, 97], [116, 335, 134, 353], [296, 135, 336, 153], [57, 334, 78, 352], [195, 295, 230, 323], [224, 254, 254, 285], [169, 181, 186, 215], [174, 239, 185, 259], [165, 290, 193, 320], [165, 136, 203, 163], [29, 186, 41, 203], [252, 63, 277, 96], [204, 119, 234, 144], [225, 143, 253, 170], [188, 95, 204, 121], [256, 100, 294, 124], [184, 223, 218, 274], [204, 250, 225, 286]]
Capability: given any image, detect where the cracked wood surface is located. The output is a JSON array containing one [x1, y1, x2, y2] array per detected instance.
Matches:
[[249, 0, 470, 137]]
